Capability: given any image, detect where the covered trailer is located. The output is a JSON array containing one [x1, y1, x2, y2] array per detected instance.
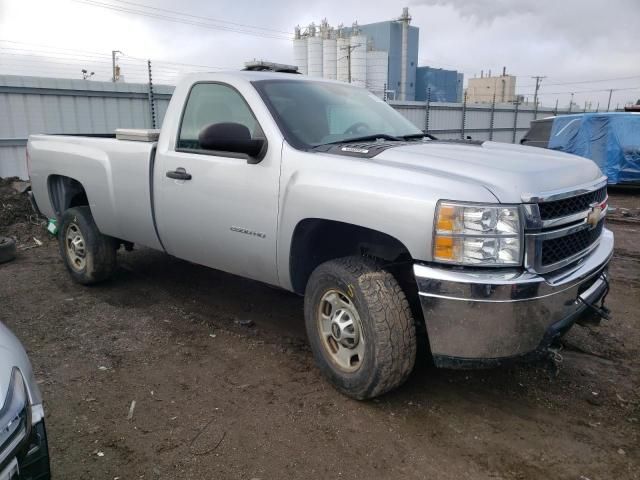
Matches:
[[521, 113, 640, 185]]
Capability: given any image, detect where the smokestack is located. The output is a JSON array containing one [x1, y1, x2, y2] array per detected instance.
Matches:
[[481, 70, 483, 78], [502, 66, 506, 76], [399, 7, 411, 101]]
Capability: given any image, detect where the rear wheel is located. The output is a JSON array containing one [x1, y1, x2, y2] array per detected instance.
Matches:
[[59, 207, 117, 284], [0, 236, 17, 264], [304, 256, 417, 399]]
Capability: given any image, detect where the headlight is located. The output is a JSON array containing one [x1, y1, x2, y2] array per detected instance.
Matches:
[[0, 368, 29, 456], [433, 201, 522, 266]]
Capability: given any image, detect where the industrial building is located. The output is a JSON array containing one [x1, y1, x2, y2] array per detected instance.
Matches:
[[466, 70, 517, 104], [293, 8, 418, 100], [415, 67, 464, 103]]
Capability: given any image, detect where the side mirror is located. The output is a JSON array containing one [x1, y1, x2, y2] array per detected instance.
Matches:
[[198, 122, 267, 164]]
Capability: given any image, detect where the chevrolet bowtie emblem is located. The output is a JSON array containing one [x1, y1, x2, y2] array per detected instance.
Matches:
[[586, 201, 606, 228]]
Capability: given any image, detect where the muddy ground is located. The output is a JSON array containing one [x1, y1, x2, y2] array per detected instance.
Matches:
[[1, 181, 639, 480]]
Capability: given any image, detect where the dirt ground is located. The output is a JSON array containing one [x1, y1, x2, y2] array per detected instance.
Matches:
[[1, 181, 639, 480]]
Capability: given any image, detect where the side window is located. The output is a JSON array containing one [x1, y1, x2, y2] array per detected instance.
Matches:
[[178, 83, 263, 151]]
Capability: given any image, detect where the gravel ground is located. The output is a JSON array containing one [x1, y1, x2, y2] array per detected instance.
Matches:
[[0, 185, 638, 480]]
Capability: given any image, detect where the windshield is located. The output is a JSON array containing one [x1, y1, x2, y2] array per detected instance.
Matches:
[[252, 79, 423, 149]]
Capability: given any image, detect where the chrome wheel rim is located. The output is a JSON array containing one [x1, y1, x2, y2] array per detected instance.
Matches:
[[317, 289, 365, 372], [65, 223, 87, 271]]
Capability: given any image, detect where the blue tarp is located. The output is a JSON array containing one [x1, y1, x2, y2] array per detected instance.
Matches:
[[548, 113, 640, 184]]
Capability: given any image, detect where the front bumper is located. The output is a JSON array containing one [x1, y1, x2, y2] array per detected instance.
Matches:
[[414, 228, 614, 367], [0, 417, 50, 480]]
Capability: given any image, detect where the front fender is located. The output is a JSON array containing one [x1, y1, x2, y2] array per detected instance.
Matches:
[[276, 147, 495, 290]]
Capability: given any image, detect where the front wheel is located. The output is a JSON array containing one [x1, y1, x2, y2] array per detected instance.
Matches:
[[304, 256, 417, 399], [58, 206, 117, 285]]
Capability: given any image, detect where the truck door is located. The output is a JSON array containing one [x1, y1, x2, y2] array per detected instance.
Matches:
[[154, 82, 281, 286]]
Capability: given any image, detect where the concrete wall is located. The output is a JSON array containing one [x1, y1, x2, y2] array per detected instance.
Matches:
[[0, 75, 174, 179], [466, 75, 517, 104]]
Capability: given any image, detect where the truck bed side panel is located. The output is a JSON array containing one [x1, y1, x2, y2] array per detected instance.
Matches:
[[28, 135, 162, 250]]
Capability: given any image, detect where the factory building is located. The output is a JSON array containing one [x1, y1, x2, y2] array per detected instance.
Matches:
[[415, 67, 464, 103], [466, 70, 517, 104], [293, 8, 417, 100]]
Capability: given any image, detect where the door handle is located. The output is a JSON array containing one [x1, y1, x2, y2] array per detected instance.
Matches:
[[166, 167, 192, 180]]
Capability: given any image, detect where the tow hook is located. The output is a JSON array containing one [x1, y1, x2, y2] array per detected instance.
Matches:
[[577, 274, 611, 326]]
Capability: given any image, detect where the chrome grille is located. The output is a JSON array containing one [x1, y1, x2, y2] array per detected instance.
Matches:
[[523, 178, 608, 273], [538, 186, 607, 220], [541, 221, 604, 266]]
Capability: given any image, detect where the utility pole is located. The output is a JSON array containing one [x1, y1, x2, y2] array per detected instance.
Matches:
[[112, 50, 123, 82], [568, 92, 575, 113], [339, 43, 360, 84], [531, 76, 546, 110], [607, 89, 613, 112]]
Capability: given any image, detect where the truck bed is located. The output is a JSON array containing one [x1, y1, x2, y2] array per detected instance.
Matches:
[[28, 134, 163, 250]]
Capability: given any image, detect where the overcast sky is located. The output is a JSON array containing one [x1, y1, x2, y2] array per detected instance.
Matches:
[[1, 0, 639, 108]]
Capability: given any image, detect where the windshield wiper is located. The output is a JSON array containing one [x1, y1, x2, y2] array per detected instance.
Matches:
[[320, 133, 402, 146], [401, 132, 438, 140]]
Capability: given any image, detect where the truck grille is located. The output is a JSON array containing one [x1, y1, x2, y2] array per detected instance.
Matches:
[[524, 181, 608, 273], [538, 186, 607, 220], [541, 221, 604, 266]]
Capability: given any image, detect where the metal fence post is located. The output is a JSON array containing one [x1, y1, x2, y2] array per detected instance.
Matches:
[[512, 101, 519, 144], [424, 87, 431, 133], [147, 59, 157, 129], [461, 91, 467, 139], [489, 93, 496, 141]]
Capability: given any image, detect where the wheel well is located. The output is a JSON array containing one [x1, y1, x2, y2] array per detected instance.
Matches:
[[289, 219, 413, 295], [48, 175, 89, 216]]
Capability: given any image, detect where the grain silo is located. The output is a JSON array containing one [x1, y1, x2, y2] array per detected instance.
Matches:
[[336, 35, 350, 83], [349, 34, 367, 87], [366, 50, 388, 98], [293, 26, 308, 75], [322, 36, 337, 80], [306, 24, 323, 78]]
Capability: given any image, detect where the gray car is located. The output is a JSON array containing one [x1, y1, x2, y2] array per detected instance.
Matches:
[[0, 322, 50, 480]]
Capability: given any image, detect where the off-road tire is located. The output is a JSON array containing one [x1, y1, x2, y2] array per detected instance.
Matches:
[[0, 237, 17, 264], [58, 206, 117, 285], [304, 256, 417, 399]]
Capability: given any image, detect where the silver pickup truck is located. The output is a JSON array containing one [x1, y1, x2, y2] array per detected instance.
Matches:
[[27, 71, 613, 399]]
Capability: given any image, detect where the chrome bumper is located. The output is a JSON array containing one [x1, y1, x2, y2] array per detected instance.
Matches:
[[414, 228, 614, 365]]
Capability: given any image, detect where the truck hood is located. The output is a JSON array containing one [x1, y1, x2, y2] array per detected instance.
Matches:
[[370, 140, 603, 203], [0, 321, 40, 407]]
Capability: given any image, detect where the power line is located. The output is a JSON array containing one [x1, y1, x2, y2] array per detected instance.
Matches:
[[71, 0, 293, 40], [0, 43, 237, 72], [103, 0, 293, 35], [522, 74, 640, 88]]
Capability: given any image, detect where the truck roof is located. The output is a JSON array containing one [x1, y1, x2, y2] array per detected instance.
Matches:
[[177, 70, 344, 85]]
